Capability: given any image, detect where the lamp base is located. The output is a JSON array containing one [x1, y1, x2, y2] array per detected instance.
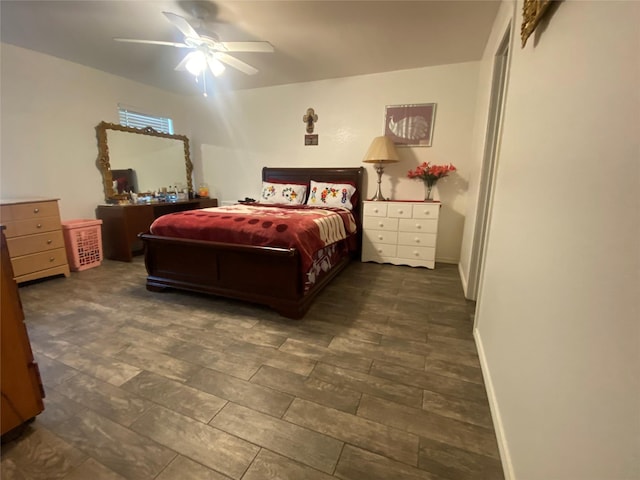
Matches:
[[368, 164, 390, 201]]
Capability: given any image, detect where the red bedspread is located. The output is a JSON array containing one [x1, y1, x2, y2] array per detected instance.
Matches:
[[149, 203, 357, 272]]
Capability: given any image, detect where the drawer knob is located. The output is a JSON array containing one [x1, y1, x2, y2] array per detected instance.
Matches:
[[378, 222, 384, 228], [34, 208, 40, 213], [423, 211, 430, 215], [377, 248, 383, 253], [414, 238, 420, 244], [47, 239, 52, 244], [398, 209, 404, 214], [373, 208, 379, 213], [416, 224, 422, 229], [413, 251, 420, 257], [49, 256, 55, 262], [377, 235, 383, 240], [37, 223, 42, 228]]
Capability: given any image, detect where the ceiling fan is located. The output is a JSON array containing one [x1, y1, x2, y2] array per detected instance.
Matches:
[[114, 12, 273, 79]]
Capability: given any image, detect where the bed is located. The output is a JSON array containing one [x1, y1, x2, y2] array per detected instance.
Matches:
[[139, 166, 364, 319]]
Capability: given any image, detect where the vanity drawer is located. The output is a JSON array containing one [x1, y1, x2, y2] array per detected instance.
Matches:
[[6, 230, 65, 257], [3, 216, 62, 238], [11, 247, 68, 277], [11, 200, 60, 220]]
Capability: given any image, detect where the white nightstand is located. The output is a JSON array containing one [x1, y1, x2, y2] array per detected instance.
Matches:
[[361, 200, 440, 269]]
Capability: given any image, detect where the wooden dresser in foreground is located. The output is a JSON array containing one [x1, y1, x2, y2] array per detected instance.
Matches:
[[361, 200, 441, 269], [96, 198, 218, 261], [0, 198, 70, 283], [1, 227, 45, 436]]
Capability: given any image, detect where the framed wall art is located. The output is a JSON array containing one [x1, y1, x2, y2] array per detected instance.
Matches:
[[521, 0, 553, 47], [384, 103, 436, 147]]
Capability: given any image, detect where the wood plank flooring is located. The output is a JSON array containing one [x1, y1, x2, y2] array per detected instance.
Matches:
[[1, 258, 504, 479]]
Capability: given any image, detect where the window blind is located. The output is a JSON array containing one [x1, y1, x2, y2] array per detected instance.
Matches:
[[118, 107, 174, 134]]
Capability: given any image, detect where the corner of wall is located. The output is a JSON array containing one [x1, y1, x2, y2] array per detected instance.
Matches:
[[474, 327, 515, 480]]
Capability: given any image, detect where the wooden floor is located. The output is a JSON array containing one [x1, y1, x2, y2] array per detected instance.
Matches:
[[1, 258, 504, 480]]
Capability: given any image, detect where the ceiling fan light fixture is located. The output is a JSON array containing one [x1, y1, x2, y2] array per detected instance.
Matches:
[[185, 50, 206, 76], [208, 55, 226, 77]]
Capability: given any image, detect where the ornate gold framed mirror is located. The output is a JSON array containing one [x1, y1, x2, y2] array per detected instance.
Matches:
[[96, 121, 194, 201]]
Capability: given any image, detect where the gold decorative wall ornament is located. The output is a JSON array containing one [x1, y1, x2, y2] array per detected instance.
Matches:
[[303, 108, 318, 134], [521, 0, 553, 47]]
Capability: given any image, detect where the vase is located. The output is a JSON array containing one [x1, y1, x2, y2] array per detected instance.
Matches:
[[424, 181, 435, 201]]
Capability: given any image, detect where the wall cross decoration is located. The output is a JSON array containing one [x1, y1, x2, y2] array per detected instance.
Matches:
[[303, 108, 318, 133]]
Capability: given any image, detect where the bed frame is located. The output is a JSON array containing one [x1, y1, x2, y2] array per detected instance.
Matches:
[[139, 166, 364, 319]]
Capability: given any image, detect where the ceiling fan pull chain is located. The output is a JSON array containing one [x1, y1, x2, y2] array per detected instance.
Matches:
[[202, 70, 208, 98]]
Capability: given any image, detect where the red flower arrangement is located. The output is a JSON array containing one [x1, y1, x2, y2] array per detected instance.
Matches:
[[407, 162, 457, 187]]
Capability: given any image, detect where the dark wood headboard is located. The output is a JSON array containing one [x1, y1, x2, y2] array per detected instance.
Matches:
[[262, 166, 364, 229]]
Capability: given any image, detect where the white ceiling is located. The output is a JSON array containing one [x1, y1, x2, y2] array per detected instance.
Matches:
[[0, 0, 501, 96]]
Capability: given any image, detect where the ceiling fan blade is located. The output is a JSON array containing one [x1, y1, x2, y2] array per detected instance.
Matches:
[[163, 11, 201, 39], [220, 41, 274, 53], [114, 38, 189, 48], [214, 52, 258, 75]]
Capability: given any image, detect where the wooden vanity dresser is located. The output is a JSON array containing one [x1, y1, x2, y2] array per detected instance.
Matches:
[[0, 198, 70, 283], [96, 198, 218, 261]]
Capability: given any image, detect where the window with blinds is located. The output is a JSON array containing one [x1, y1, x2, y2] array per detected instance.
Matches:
[[118, 107, 174, 134]]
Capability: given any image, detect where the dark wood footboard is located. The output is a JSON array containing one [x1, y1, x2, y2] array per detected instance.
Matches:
[[141, 233, 351, 318]]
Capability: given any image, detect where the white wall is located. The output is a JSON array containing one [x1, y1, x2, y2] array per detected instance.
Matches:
[[471, 1, 640, 479], [188, 63, 480, 264], [0, 43, 189, 220]]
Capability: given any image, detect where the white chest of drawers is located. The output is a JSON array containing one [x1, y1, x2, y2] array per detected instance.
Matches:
[[361, 200, 440, 269], [0, 198, 70, 283]]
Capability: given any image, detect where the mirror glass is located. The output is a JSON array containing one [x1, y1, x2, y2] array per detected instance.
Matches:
[[96, 121, 193, 201]]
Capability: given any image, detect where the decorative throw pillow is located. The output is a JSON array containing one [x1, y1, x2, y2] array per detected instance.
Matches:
[[260, 182, 307, 204], [306, 180, 357, 210]]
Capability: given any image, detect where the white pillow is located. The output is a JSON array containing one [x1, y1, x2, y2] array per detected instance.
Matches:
[[260, 182, 307, 204], [306, 180, 357, 210]]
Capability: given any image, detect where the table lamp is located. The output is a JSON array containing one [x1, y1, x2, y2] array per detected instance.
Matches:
[[362, 135, 400, 201]]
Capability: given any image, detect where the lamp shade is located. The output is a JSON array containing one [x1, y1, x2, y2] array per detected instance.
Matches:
[[362, 136, 400, 164]]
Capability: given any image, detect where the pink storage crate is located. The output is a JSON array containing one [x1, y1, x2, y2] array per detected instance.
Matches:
[[61, 219, 103, 271]]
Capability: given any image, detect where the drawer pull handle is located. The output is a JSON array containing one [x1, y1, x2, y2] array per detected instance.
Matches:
[[47, 239, 52, 244], [413, 251, 420, 257], [49, 256, 55, 262], [37, 223, 42, 228], [377, 235, 383, 240], [423, 211, 430, 215], [378, 222, 384, 228], [416, 224, 422, 229], [34, 208, 40, 213], [377, 248, 383, 253], [414, 238, 420, 243], [373, 208, 379, 213], [398, 209, 404, 214]]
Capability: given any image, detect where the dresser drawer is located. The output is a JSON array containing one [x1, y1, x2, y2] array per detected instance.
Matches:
[[362, 242, 397, 260], [412, 203, 440, 220], [363, 216, 398, 232], [11, 247, 68, 277], [364, 230, 398, 245], [0, 205, 13, 222], [398, 218, 438, 234], [363, 203, 388, 217], [397, 231, 436, 248], [397, 245, 435, 262], [3, 216, 62, 238], [11, 201, 60, 220], [387, 203, 412, 218], [6, 230, 65, 257]]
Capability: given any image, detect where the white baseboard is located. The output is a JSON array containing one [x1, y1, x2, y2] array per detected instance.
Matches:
[[458, 262, 469, 298], [220, 200, 235, 206], [474, 328, 515, 480]]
